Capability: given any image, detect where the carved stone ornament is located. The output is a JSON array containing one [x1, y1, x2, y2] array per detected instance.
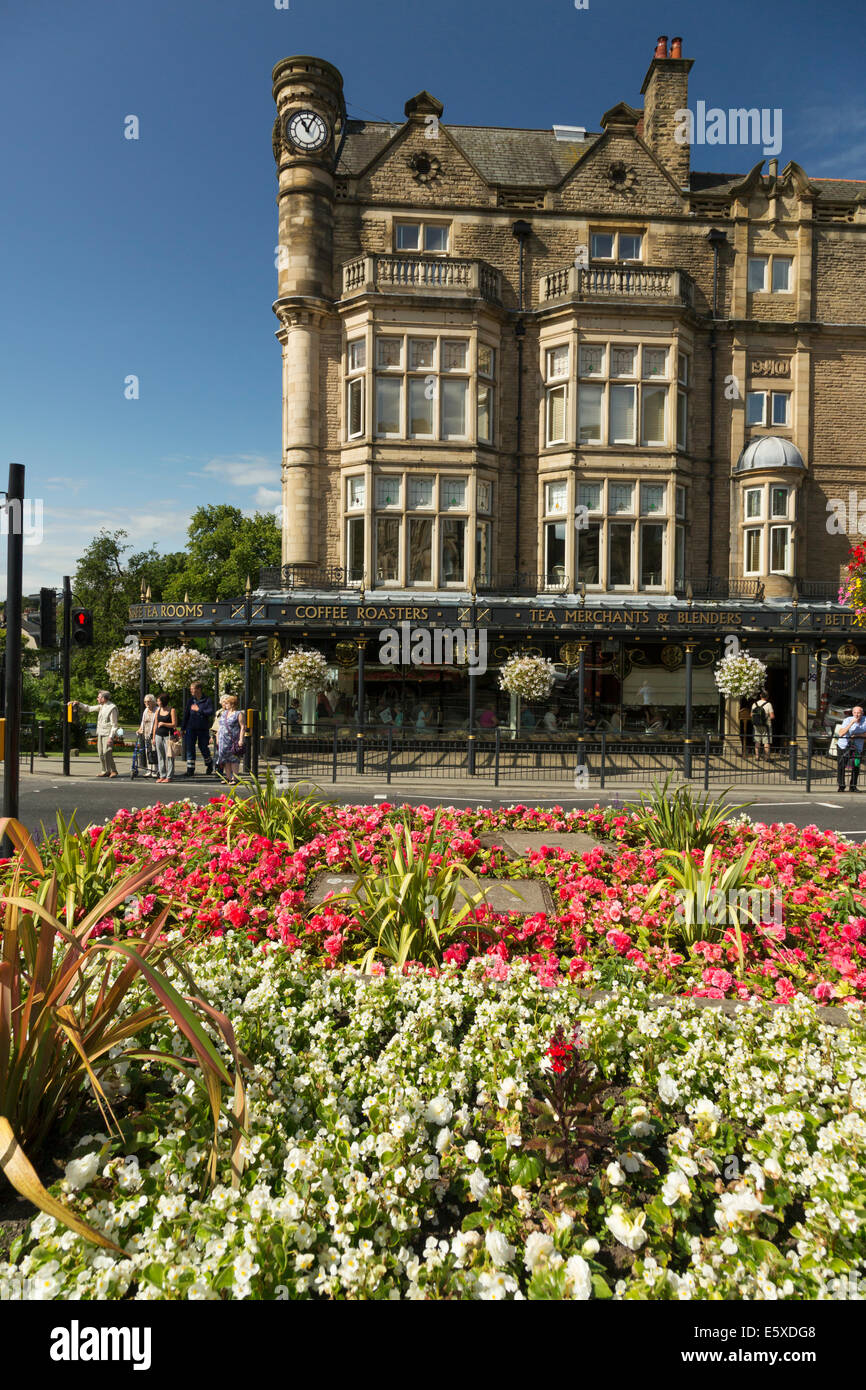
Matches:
[[750, 357, 791, 378], [607, 160, 637, 193], [408, 150, 442, 184]]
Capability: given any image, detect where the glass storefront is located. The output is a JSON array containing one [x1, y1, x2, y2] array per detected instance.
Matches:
[[268, 636, 731, 740]]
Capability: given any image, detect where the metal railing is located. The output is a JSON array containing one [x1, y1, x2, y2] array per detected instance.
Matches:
[[274, 727, 838, 789], [674, 577, 765, 601]]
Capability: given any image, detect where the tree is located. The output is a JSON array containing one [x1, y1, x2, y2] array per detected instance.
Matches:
[[70, 530, 186, 696], [161, 506, 281, 601]]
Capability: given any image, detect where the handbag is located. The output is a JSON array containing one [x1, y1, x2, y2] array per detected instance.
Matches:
[[169, 734, 184, 759]]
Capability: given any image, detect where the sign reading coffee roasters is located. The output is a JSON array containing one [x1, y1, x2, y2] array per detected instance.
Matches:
[[128, 600, 857, 634]]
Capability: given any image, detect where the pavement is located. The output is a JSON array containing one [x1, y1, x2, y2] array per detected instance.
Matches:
[[8, 754, 866, 840]]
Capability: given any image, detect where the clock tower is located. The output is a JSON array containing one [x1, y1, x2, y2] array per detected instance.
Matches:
[[271, 56, 345, 567]]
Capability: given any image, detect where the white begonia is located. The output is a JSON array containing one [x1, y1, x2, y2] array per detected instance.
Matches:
[[464, 1140, 482, 1163], [485, 1228, 516, 1268], [658, 1072, 680, 1105], [606, 1161, 627, 1186], [64, 1152, 101, 1191], [468, 1168, 490, 1202], [662, 1170, 691, 1207], [714, 1190, 772, 1231], [524, 1232, 555, 1273], [424, 1096, 453, 1126], [565, 1254, 593, 1300], [605, 1205, 648, 1251]]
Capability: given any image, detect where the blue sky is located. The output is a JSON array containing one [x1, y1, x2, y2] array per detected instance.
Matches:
[[2, 0, 864, 596]]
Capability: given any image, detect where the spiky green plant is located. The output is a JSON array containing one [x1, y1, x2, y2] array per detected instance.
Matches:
[[642, 843, 761, 969], [223, 768, 330, 850], [0, 818, 247, 1246], [625, 775, 751, 853], [338, 809, 512, 971]]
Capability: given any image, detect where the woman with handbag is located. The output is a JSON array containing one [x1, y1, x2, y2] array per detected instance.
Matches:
[[137, 693, 159, 778], [154, 693, 179, 783], [215, 693, 245, 785]]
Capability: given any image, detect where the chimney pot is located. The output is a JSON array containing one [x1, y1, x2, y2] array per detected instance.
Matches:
[[654, 35, 668, 59], [670, 36, 682, 58]]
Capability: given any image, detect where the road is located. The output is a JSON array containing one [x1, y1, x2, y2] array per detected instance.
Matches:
[[10, 764, 866, 841]]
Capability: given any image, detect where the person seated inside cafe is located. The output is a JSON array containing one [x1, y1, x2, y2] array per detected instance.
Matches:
[[543, 704, 560, 734], [478, 703, 498, 733], [520, 706, 536, 730]]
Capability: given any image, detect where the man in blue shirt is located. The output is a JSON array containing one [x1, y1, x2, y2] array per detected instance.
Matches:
[[836, 704, 866, 792], [181, 682, 214, 777]]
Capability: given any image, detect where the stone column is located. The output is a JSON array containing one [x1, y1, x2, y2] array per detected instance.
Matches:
[[279, 306, 323, 567]]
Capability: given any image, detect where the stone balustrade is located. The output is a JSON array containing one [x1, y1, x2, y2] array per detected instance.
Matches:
[[540, 263, 695, 307], [342, 254, 501, 303]]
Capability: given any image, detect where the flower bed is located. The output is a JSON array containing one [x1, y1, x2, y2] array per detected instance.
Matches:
[[3, 957, 864, 1300], [35, 797, 866, 1005]]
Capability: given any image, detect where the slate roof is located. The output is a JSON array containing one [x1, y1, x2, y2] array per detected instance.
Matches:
[[336, 119, 865, 200], [337, 119, 600, 186]]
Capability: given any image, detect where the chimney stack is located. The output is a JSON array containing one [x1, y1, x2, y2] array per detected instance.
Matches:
[[640, 35, 693, 189]]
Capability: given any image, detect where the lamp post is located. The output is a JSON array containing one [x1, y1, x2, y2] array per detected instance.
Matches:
[[467, 577, 477, 775], [2, 464, 24, 844], [243, 577, 252, 775], [683, 641, 695, 779]]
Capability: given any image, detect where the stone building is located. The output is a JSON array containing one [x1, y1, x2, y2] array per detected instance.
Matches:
[[129, 38, 866, 754]]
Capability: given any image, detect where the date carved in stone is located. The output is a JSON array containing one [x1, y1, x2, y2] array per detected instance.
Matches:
[[750, 358, 791, 378]]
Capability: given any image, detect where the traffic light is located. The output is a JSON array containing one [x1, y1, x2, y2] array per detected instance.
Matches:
[[70, 609, 93, 648], [39, 587, 57, 648]]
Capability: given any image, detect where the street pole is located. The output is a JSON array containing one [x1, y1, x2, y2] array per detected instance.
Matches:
[[3, 463, 25, 844], [62, 575, 71, 776]]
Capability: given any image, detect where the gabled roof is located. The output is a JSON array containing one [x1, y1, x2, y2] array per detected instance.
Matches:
[[335, 119, 865, 201], [337, 119, 600, 187]]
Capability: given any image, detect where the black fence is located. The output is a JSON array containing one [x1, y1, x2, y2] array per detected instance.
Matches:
[[275, 727, 840, 790]]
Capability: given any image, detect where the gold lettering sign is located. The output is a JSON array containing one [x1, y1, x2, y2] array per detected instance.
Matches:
[[128, 603, 204, 620]]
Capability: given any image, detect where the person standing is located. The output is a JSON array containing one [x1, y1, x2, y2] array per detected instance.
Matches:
[[215, 693, 245, 784], [750, 690, 774, 759], [75, 691, 120, 778], [836, 705, 866, 792], [153, 694, 178, 783], [181, 682, 214, 777], [137, 693, 158, 778]]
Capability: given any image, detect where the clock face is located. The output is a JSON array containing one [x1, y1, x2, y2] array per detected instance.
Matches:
[[286, 109, 329, 152]]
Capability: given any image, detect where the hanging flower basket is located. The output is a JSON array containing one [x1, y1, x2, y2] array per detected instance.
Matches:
[[274, 647, 329, 694], [105, 645, 141, 691], [217, 662, 244, 694], [713, 651, 767, 700], [840, 544, 866, 627], [149, 646, 213, 694], [499, 653, 557, 701]]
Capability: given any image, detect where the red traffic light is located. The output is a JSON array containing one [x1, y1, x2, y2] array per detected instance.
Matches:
[[70, 609, 94, 647]]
